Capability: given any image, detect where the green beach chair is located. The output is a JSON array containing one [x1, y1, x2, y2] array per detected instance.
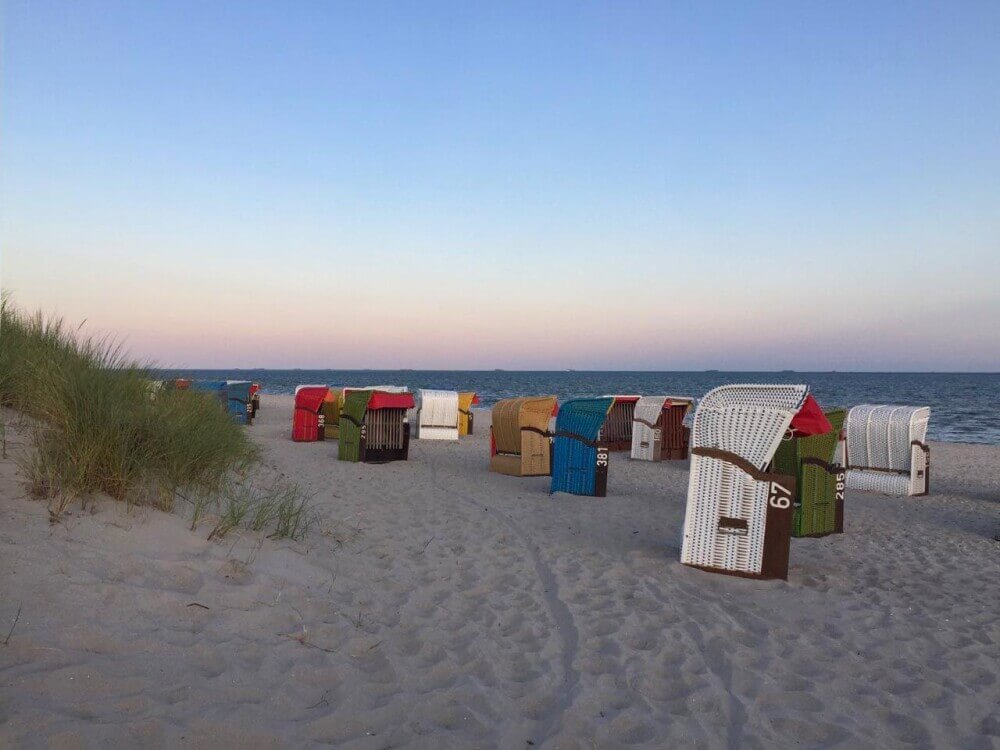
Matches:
[[773, 408, 846, 538], [338, 390, 372, 462]]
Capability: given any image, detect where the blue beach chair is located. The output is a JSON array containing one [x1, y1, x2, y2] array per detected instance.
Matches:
[[550, 397, 614, 497], [226, 380, 253, 425], [189, 380, 229, 410]]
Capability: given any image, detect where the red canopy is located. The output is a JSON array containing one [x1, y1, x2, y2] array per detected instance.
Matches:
[[614, 395, 641, 404], [369, 391, 415, 410], [294, 386, 329, 412], [249, 383, 261, 395], [790, 395, 833, 437]]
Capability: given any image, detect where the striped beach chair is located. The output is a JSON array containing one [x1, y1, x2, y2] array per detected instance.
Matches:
[[630, 396, 695, 461], [413, 390, 460, 440], [598, 395, 641, 451], [773, 408, 846, 537], [458, 392, 480, 436], [843, 405, 930, 496], [339, 389, 415, 463], [489, 396, 557, 477], [551, 398, 615, 497], [681, 384, 807, 580]]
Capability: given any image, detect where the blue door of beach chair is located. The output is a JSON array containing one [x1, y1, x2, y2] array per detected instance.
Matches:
[[551, 398, 614, 496]]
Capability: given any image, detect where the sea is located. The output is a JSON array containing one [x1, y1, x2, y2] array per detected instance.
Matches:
[[153, 370, 1000, 445]]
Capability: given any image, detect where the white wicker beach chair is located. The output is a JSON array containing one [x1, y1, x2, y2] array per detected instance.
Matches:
[[844, 405, 930, 496], [680, 384, 808, 580], [412, 389, 460, 440]]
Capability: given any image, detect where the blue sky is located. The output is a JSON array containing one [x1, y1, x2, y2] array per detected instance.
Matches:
[[2, 1, 998, 369]]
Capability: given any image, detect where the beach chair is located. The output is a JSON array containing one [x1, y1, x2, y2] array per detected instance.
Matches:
[[320, 388, 343, 441], [630, 396, 695, 461], [458, 392, 480, 436], [551, 398, 615, 497], [249, 383, 261, 417], [844, 405, 931, 496], [225, 381, 253, 425], [489, 396, 558, 477], [292, 385, 330, 442], [413, 390, 460, 440], [773, 408, 846, 537], [681, 384, 808, 580], [163, 378, 192, 391], [598, 395, 641, 451], [339, 389, 415, 463], [190, 380, 228, 409]]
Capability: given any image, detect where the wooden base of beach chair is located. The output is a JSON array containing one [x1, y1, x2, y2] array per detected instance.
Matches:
[[489, 453, 551, 477]]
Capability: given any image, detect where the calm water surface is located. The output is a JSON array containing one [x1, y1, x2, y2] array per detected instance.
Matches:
[[155, 370, 1000, 445]]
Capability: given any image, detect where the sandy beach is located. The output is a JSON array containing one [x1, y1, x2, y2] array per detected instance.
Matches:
[[1, 393, 999, 749]]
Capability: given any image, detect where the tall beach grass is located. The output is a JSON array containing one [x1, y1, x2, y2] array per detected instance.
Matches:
[[0, 295, 256, 514]]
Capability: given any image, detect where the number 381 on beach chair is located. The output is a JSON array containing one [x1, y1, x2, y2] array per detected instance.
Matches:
[[680, 384, 809, 580]]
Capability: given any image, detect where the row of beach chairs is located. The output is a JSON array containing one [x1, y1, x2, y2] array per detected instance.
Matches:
[[291, 386, 480, 463], [488, 395, 696, 481], [290, 382, 930, 582]]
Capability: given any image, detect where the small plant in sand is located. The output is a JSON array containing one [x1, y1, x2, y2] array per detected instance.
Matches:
[[200, 474, 316, 542]]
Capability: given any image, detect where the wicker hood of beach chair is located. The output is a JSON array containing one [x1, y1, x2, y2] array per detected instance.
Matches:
[[680, 384, 807, 580], [457, 392, 480, 436], [773, 408, 846, 537], [551, 397, 615, 497], [413, 390, 460, 440], [843, 405, 931, 496], [489, 396, 557, 477], [339, 390, 415, 463], [630, 396, 695, 461]]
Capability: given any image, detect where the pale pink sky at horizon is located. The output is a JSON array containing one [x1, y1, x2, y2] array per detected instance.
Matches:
[[4, 247, 997, 371]]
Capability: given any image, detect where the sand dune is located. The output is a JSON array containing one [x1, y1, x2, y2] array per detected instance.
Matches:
[[1, 394, 999, 748]]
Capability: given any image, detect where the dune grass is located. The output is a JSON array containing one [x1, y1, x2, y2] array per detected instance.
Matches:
[[199, 475, 315, 542], [0, 295, 258, 516]]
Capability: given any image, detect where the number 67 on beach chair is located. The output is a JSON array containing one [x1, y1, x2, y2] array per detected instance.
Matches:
[[680, 384, 808, 580]]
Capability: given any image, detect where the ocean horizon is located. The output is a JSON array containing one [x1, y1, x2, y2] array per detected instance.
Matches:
[[154, 369, 1000, 445]]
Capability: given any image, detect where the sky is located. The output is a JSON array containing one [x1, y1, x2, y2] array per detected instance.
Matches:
[[2, 1, 998, 370]]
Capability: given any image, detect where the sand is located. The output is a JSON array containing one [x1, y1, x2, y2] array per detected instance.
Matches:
[[1, 394, 999, 749]]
